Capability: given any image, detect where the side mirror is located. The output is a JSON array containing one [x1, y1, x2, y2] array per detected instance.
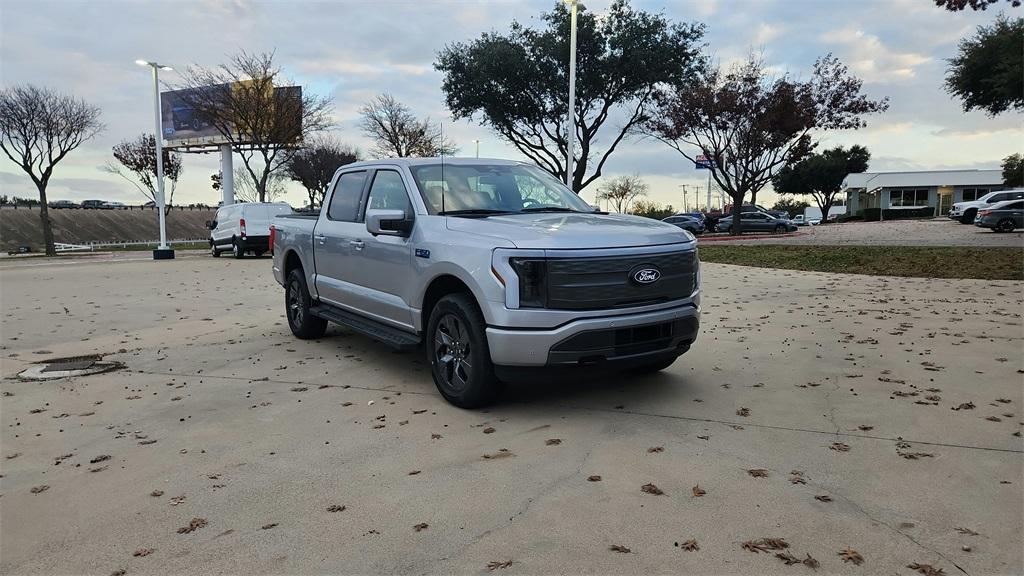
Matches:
[[366, 209, 412, 236], [205, 220, 216, 230]]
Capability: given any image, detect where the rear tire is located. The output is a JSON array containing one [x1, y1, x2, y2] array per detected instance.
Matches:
[[774, 224, 786, 234], [232, 240, 244, 259], [995, 218, 1016, 233], [427, 293, 503, 408], [629, 357, 678, 374], [960, 209, 976, 224], [210, 244, 220, 258], [285, 268, 327, 339]]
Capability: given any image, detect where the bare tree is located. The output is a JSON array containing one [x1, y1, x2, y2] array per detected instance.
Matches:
[[596, 174, 648, 213], [0, 85, 103, 255], [359, 93, 456, 158], [102, 133, 182, 214], [644, 54, 887, 234], [285, 137, 360, 209], [233, 165, 287, 203], [175, 50, 332, 202]]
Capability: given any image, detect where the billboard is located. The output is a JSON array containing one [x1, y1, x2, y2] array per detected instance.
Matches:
[[160, 84, 302, 149], [694, 154, 715, 170]]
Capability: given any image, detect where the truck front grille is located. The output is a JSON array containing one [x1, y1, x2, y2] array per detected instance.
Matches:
[[545, 250, 697, 310]]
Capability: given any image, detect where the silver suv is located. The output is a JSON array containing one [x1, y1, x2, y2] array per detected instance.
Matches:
[[272, 158, 700, 407]]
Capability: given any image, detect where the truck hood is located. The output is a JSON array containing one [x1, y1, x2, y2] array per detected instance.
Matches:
[[445, 212, 693, 250]]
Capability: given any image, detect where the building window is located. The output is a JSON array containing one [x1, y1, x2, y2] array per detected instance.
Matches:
[[889, 189, 929, 207], [961, 188, 989, 202]]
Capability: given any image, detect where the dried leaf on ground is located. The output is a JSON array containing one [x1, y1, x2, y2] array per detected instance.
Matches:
[[431, 433, 442, 439], [30, 485, 49, 494], [177, 517, 207, 534], [776, 552, 801, 565], [132, 548, 154, 557], [802, 553, 820, 570], [747, 468, 769, 478], [952, 402, 975, 411], [150, 490, 164, 497], [839, 548, 864, 565], [482, 449, 514, 460], [609, 544, 631, 553], [830, 442, 851, 452], [545, 438, 562, 446], [408, 470, 421, 475], [587, 475, 602, 482], [486, 560, 513, 570], [647, 446, 664, 453], [742, 538, 789, 553], [483, 427, 495, 434], [858, 425, 874, 431], [908, 563, 946, 576], [955, 527, 979, 536], [90, 454, 111, 464], [261, 523, 278, 530], [692, 485, 706, 497], [413, 523, 429, 532], [789, 470, 806, 484], [737, 407, 750, 417], [327, 505, 346, 512], [814, 494, 833, 502], [679, 539, 699, 551], [641, 483, 664, 495]]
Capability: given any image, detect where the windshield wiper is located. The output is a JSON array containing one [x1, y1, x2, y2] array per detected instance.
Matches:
[[438, 209, 515, 218], [519, 206, 582, 213]]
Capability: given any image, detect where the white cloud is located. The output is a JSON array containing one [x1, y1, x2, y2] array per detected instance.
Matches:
[[819, 27, 930, 82]]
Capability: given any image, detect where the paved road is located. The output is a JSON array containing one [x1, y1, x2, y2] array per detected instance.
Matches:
[[708, 218, 1024, 247], [1, 256, 1021, 575]]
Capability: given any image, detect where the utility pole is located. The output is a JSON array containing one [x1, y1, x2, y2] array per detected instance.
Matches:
[[679, 184, 689, 212]]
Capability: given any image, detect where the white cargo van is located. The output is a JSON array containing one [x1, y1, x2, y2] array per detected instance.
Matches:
[[208, 202, 293, 258]]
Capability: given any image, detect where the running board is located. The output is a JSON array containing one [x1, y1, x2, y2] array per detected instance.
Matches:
[[309, 303, 421, 351]]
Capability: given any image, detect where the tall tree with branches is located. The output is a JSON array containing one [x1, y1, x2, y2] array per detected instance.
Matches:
[[435, 0, 704, 192], [285, 138, 360, 208], [174, 50, 332, 202], [0, 85, 103, 255], [644, 54, 887, 234], [595, 174, 648, 213], [358, 93, 456, 158], [945, 14, 1023, 116], [773, 145, 870, 223], [233, 165, 287, 203], [102, 133, 183, 214]]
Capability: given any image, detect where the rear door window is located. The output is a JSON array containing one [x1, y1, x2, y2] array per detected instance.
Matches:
[[328, 171, 368, 222]]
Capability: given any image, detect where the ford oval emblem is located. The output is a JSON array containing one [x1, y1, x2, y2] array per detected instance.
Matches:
[[632, 267, 661, 285]]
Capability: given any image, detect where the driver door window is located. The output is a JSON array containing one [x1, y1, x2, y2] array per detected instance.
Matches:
[[363, 170, 413, 220]]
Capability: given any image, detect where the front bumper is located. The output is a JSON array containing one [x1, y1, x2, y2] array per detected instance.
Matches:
[[485, 303, 699, 367]]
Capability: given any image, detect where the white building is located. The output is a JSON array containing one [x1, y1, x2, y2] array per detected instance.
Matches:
[[842, 169, 1004, 217]]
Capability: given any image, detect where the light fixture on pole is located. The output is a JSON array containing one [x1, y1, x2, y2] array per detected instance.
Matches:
[[136, 59, 174, 260], [564, 0, 578, 191], [472, 139, 480, 158]]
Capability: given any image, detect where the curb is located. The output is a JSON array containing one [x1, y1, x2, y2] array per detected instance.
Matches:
[[697, 230, 812, 243]]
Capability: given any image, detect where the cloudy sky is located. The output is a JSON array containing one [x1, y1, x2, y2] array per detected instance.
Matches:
[[1, 0, 1020, 210]]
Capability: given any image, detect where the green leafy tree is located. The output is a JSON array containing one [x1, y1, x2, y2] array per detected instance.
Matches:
[[934, 0, 1019, 10], [645, 54, 886, 235], [771, 197, 811, 219], [630, 199, 675, 220], [772, 145, 870, 224], [945, 15, 1024, 116], [435, 0, 704, 191], [1003, 153, 1023, 187]]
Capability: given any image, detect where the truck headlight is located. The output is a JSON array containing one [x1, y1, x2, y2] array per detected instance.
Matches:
[[510, 257, 547, 308]]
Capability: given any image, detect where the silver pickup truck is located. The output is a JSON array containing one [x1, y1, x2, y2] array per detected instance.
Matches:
[[272, 158, 700, 407]]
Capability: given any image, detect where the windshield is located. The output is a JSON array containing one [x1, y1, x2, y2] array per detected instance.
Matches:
[[408, 163, 594, 215]]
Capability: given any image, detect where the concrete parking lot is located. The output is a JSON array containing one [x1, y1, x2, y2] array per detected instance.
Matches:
[[711, 218, 1024, 247], [1, 253, 1021, 575]]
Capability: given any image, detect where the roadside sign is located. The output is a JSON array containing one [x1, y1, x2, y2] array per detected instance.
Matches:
[[694, 154, 714, 170]]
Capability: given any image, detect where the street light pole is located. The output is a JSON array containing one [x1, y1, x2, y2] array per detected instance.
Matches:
[[472, 139, 480, 158], [564, 0, 578, 190], [136, 59, 174, 260]]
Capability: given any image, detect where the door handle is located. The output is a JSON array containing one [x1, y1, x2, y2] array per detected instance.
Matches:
[[349, 240, 364, 251], [314, 234, 326, 243]]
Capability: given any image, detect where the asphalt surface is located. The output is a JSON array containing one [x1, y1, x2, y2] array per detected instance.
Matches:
[[707, 218, 1024, 247], [1, 253, 1021, 575]]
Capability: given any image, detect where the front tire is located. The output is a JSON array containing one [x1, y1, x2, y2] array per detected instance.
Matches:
[[210, 243, 220, 258], [427, 293, 503, 408], [774, 224, 786, 234], [960, 209, 976, 224], [285, 268, 327, 339]]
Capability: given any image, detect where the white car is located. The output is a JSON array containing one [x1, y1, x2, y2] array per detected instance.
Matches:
[[950, 189, 1024, 224], [792, 215, 820, 226], [208, 202, 293, 258], [101, 201, 127, 210]]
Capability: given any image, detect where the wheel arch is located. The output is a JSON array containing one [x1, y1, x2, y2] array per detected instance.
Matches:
[[421, 274, 476, 334]]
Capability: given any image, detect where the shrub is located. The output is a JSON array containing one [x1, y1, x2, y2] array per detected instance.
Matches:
[[862, 207, 933, 221]]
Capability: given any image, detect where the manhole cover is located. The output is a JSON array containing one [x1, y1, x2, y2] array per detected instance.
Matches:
[[18, 354, 122, 381]]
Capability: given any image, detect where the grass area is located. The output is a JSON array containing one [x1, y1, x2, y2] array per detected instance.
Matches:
[[698, 245, 1024, 280]]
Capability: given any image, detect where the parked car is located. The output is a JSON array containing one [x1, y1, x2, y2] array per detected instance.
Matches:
[[81, 200, 106, 209], [716, 212, 798, 233], [208, 202, 293, 258], [47, 200, 79, 209], [662, 214, 705, 235], [272, 158, 701, 408], [102, 201, 127, 210], [974, 199, 1023, 233], [791, 214, 820, 226], [950, 189, 1024, 224], [724, 203, 789, 219]]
